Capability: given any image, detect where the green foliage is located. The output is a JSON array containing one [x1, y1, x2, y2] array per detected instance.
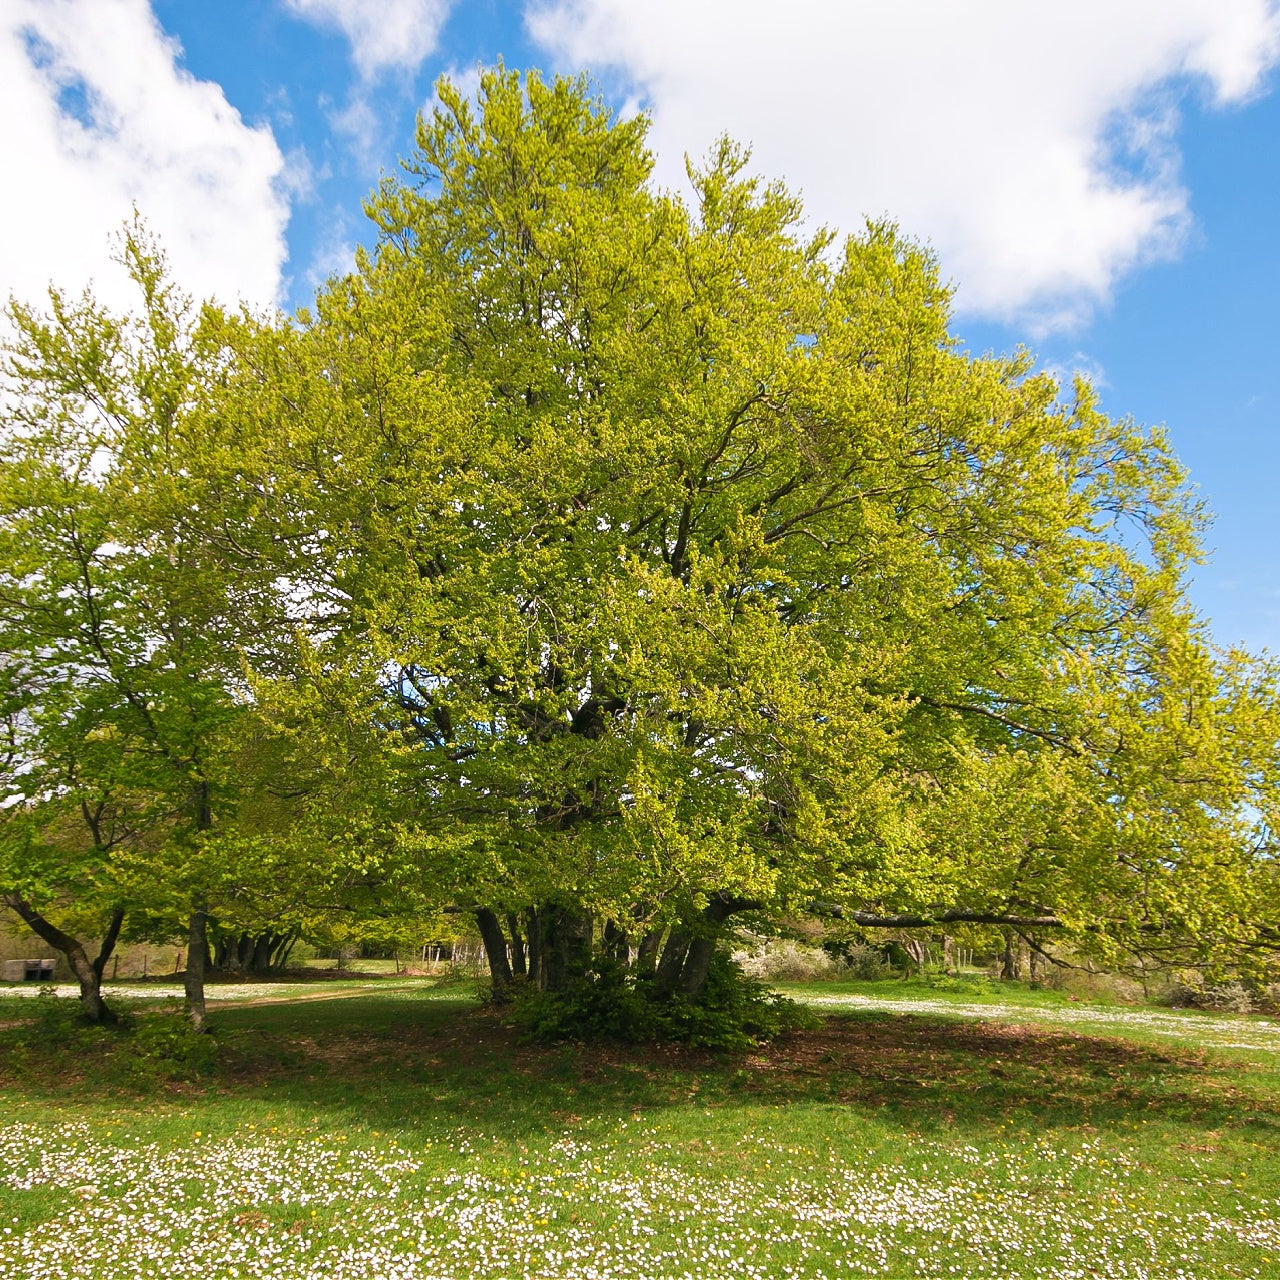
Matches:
[[3, 67, 1280, 1011], [920, 973, 989, 996], [29, 983, 86, 1038], [230, 66, 1280, 970], [514, 953, 818, 1050], [2, 992, 215, 1087], [125, 1013, 219, 1083]]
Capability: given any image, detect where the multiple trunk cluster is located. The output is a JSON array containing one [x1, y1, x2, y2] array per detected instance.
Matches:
[[475, 895, 750, 1004]]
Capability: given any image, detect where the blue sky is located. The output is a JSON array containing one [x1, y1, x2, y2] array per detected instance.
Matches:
[[4, 0, 1280, 654]]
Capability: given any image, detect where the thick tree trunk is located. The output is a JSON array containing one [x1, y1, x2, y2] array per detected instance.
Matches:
[[251, 932, 282, 973], [652, 898, 743, 1001], [476, 908, 514, 1002], [676, 898, 737, 999], [3, 895, 123, 1024], [65, 941, 111, 1023], [537, 903, 593, 992], [601, 919, 629, 965], [677, 936, 718, 998], [651, 925, 692, 997], [634, 926, 664, 978], [185, 899, 209, 1030], [1000, 931, 1021, 981]]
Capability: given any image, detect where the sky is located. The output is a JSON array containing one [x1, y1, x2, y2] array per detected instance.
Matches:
[[2, 0, 1279, 654]]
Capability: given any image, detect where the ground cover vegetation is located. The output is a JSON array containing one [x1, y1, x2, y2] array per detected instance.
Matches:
[[2, 68, 1280, 1037], [1, 982, 1279, 1278]]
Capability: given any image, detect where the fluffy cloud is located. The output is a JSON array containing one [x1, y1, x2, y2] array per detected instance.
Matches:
[[0, 0, 290, 314], [284, 0, 453, 78], [526, 0, 1280, 329]]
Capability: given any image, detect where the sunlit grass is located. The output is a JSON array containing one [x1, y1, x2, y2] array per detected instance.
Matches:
[[2, 980, 1278, 1278]]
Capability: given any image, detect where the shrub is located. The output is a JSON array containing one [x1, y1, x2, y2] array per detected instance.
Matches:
[[843, 944, 895, 981], [922, 973, 987, 995], [512, 954, 817, 1050], [126, 1014, 219, 1083], [733, 937, 892, 982], [1257, 983, 1280, 1014], [1168, 980, 1255, 1014], [734, 938, 843, 982]]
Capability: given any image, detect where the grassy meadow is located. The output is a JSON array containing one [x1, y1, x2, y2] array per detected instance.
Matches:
[[1, 975, 1278, 1279]]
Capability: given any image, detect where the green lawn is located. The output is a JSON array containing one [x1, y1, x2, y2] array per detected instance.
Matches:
[[1, 979, 1278, 1278]]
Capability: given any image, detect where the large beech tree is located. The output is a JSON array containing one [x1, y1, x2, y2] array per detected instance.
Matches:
[[225, 69, 1280, 1002], [5, 72, 1278, 1023]]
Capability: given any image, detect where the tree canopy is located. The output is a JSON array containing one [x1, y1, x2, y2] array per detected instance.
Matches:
[[3, 69, 1279, 1024]]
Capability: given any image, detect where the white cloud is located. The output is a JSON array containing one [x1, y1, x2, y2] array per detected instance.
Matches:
[[525, 0, 1280, 330], [0, 0, 290, 313], [425, 62, 483, 117], [1040, 352, 1109, 395], [279, 145, 325, 204], [324, 90, 382, 163], [284, 0, 453, 79], [303, 211, 357, 295]]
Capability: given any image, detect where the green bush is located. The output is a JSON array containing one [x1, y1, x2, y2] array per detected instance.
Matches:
[[922, 973, 988, 995], [512, 954, 817, 1050], [126, 1014, 219, 1083], [29, 984, 84, 1036]]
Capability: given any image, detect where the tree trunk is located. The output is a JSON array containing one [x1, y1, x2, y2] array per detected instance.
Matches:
[[634, 926, 664, 978], [185, 899, 209, 1030], [601, 918, 629, 965], [524, 908, 543, 987], [651, 898, 745, 1001], [651, 925, 692, 997], [250, 932, 276, 973], [506, 913, 527, 978], [210, 928, 294, 975], [1001, 931, 1020, 981], [2, 895, 122, 1024], [476, 908, 514, 1002], [677, 935, 718, 998], [537, 903, 593, 992], [676, 898, 737, 999]]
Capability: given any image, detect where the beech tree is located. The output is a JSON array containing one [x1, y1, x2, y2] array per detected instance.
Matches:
[[226, 68, 1280, 1006], [0, 677, 133, 1021], [0, 234, 297, 1026], [5, 72, 1277, 1029]]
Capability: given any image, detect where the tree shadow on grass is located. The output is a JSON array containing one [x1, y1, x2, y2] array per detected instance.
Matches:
[[743, 1012, 1279, 1133], [2, 994, 1276, 1142]]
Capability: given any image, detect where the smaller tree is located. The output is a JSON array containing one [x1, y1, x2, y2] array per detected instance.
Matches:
[[0, 684, 142, 1021], [0, 230, 295, 1026]]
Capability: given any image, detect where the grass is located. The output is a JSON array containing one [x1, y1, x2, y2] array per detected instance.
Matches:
[[1, 977, 1278, 1278]]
